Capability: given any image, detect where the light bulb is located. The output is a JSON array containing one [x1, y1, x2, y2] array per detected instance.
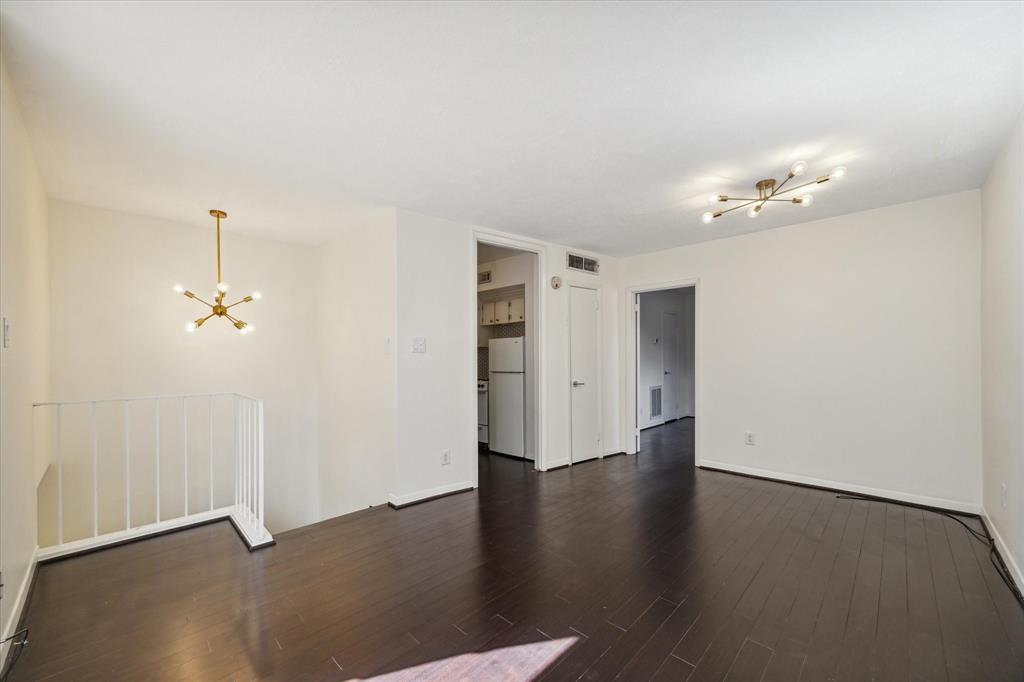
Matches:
[[830, 166, 847, 180], [173, 284, 185, 294], [185, 321, 197, 333], [747, 206, 761, 218], [790, 160, 808, 177], [251, 291, 262, 301], [799, 194, 814, 207], [701, 211, 714, 224], [217, 281, 231, 293], [707, 193, 723, 205]]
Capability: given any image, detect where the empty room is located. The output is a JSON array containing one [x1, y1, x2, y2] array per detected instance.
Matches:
[[1, 2, 1021, 681]]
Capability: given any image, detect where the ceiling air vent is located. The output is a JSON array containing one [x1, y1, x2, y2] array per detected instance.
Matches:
[[478, 271, 492, 284], [567, 252, 599, 274]]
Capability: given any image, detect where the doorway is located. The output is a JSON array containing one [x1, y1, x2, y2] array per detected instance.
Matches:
[[475, 240, 541, 468], [631, 284, 696, 455]]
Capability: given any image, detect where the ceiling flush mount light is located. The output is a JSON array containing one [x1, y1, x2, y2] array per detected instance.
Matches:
[[175, 210, 260, 335], [701, 161, 846, 223]]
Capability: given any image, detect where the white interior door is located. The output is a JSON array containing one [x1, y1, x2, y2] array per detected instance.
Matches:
[[570, 286, 600, 463], [662, 312, 679, 420]]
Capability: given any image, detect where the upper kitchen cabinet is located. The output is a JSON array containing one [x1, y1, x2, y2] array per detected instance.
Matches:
[[481, 301, 497, 326], [509, 297, 525, 322]]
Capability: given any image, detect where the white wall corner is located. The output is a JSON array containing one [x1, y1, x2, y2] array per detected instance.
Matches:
[[387, 480, 475, 508], [0, 548, 37, 662], [983, 506, 1024, 599]]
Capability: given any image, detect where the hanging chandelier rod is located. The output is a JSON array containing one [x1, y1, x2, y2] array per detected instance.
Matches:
[[173, 209, 262, 334], [212, 208, 225, 284]]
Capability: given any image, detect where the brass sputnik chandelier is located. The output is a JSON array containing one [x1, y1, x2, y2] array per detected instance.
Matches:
[[173, 209, 261, 335], [701, 161, 847, 223]]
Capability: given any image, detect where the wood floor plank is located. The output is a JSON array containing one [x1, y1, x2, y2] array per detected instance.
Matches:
[[10, 418, 1024, 682]]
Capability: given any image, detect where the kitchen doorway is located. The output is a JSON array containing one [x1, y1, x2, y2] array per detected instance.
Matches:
[[475, 240, 542, 468]]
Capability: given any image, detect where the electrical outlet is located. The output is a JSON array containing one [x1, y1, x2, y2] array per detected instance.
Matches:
[[442, 449, 451, 466], [744, 432, 756, 446], [1001, 483, 1008, 510]]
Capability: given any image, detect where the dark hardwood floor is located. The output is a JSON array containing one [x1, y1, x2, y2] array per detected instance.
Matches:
[[11, 419, 1024, 681]]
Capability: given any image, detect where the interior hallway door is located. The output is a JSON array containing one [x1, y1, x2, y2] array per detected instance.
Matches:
[[570, 286, 600, 463], [662, 312, 679, 420]]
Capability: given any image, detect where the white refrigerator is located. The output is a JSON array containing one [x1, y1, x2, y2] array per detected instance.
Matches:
[[488, 337, 525, 458]]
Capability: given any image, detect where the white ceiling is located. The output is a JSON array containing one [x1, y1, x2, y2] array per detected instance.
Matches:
[[1, 2, 1021, 256]]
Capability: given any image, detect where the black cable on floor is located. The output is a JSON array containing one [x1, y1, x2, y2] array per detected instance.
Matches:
[[0, 627, 28, 682], [835, 494, 1024, 610]]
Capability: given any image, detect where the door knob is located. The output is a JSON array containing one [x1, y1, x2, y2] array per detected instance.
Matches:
[[664, 370, 671, 375], [572, 380, 585, 387]]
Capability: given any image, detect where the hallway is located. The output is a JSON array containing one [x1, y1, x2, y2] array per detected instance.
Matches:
[[11, 419, 1023, 681]]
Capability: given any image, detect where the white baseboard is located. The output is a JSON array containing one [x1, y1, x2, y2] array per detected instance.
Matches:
[[388, 480, 475, 508], [699, 459, 980, 515], [982, 507, 1024, 593], [35, 506, 273, 562], [1, 549, 37, 663]]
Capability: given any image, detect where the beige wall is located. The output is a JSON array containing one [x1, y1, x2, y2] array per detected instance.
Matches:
[[47, 201, 321, 533], [623, 191, 983, 511], [981, 114, 1024, 584], [317, 210, 398, 519], [0, 56, 50, 649]]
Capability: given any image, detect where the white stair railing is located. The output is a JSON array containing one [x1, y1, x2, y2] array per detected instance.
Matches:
[[32, 392, 272, 561]]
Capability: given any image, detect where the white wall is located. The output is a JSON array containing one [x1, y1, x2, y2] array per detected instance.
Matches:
[[981, 114, 1024, 584], [317, 211, 397, 519], [548, 249, 623, 463], [0, 54, 49, 653], [47, 201, 321, 533], [393, 210, 478, 503], [623, 191, 983, 511], [638, 288, 694, 427], [391, 210, 622, 503]]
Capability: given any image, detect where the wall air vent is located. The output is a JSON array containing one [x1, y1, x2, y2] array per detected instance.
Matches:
[[567, 253, 600, 274], [650, 386, 663, 419], [478, 271, 492, 284]]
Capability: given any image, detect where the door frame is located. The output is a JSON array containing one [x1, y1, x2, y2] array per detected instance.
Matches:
[[568, 282, 602, 464], [625, 278, 701, 465], [472, 230, 547, 474]]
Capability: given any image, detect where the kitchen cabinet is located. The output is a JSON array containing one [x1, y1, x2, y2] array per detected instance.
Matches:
[[509, 297, 525, 322], [481, 301, 496, 326], [479, 295, 526, 327], [495, 300, 512, 324]]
